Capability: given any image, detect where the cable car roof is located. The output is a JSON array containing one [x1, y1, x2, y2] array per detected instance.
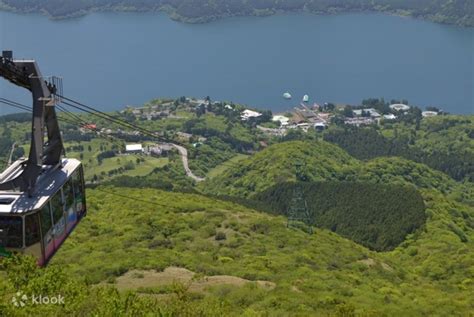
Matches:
[[0, 158, 81, 214]]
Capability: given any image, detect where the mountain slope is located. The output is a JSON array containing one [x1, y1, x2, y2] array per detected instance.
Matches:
[[1, 184, 472, 315], [52, 187, 474, 315]]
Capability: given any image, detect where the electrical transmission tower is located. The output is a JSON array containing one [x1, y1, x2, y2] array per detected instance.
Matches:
[[287, 162, 313, 234]]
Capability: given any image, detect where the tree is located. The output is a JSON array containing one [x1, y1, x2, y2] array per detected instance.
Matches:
[[260, 110, 273, 123], [196, 104, 206, 117], [343, 105, 353, 118], [426, 106, 440, 112]]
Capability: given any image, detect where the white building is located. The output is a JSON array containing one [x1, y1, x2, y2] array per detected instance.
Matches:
[[344, 117, 375, 126], [314, 122, 327, 131], [353, 108, 381, 118], [125, 144, 143, 153], [389, 103, 410, 111], [422, 111, 438, 118], [241, 109, 262, 120], [272, 115, 290, 126], [383, 114, 397, 120]]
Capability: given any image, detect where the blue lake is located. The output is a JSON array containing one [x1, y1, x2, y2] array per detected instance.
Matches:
[[0, 11, 473, 114]]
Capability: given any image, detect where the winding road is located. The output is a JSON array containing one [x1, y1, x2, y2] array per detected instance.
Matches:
[[171, 144, 205, 182]]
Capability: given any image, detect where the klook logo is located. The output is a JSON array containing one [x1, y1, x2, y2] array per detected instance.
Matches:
[[11, 292, 27, 307], [11, 291, 65, 307]]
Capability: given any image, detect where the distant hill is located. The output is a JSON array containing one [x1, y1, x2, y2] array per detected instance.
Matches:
[[1, 0, 472, 26], [323, 115, 474, 182]]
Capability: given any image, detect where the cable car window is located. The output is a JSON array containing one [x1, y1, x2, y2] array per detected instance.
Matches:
[[74, 169, 84, 196], [40, 204, 52, 235], [0, 216, 23, 248], [51, 192, 64, 224], [64, 179, 74, 209], [25, 213, 41, 246]]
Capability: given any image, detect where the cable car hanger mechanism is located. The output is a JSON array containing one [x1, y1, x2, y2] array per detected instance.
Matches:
[[0, 50, 64, 195]]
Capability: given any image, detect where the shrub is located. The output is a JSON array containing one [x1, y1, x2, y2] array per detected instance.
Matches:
[[215, 231, 227, 241]]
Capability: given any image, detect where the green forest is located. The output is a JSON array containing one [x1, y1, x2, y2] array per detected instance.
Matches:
[[323, 115, 474, 182], [255, 182, 426, 251], [1, 0, 472, 26]]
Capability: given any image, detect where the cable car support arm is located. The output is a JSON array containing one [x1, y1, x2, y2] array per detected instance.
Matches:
[[0, 50, 64, 194]]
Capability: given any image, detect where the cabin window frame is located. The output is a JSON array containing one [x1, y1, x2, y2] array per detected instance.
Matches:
[[24, 212, 41, 247], [0, 215, 23, 249], [64, 177, 75, 212], [50, 189, 65, 225], [39, 203, 53, 236]]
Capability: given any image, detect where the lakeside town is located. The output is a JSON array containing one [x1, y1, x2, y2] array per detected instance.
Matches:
[[54, 93, 448, 185], [103, 95, 444, 148]]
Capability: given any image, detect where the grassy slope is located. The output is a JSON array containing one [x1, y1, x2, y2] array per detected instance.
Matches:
[[207, 154, 249, 178], [64, 139, 169, 182], [47, 186, 473, 315]]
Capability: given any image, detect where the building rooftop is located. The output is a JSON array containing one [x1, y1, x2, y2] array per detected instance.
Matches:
[[241, 109, 262, 120], [125, 144, 143, 152], [389, 104, 410, 111]]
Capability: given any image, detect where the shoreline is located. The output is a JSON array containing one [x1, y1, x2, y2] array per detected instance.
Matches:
[[0, 4, 472, 28]]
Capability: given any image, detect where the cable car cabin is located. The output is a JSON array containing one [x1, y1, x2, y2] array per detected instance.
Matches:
[[0, 158, 86, 266]]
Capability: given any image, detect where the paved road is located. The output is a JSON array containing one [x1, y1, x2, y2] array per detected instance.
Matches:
[[171, 144, 205, 182]]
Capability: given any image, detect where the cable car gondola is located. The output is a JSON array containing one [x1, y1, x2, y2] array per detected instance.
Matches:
[[0, 50, 86, 265], [0, 159, 86, 265]]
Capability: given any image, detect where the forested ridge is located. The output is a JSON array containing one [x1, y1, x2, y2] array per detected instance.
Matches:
[[323, 115, 474, 182], [201, 140, 472, 203], [1, 0, 472, 26]]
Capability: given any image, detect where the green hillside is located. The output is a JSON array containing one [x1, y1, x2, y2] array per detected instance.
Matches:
[[201, 140, 472, 203], [323, 115, 474, 182], [1, 187, 473, 316], [201, 140, 358, 198]]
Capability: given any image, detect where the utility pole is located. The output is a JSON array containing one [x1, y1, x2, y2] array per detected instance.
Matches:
[[287, 161, 313, 234]]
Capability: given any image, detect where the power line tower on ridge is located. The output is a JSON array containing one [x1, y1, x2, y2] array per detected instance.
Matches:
[[286, 161, 313, 234]]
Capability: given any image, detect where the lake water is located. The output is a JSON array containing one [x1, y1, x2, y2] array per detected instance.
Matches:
[[0, 11, 473, 114]]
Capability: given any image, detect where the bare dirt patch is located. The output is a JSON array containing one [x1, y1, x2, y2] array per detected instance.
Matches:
[[357, 258, 377, 267], [115, 267, 276, 293], [357, 258, 394, 272]]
